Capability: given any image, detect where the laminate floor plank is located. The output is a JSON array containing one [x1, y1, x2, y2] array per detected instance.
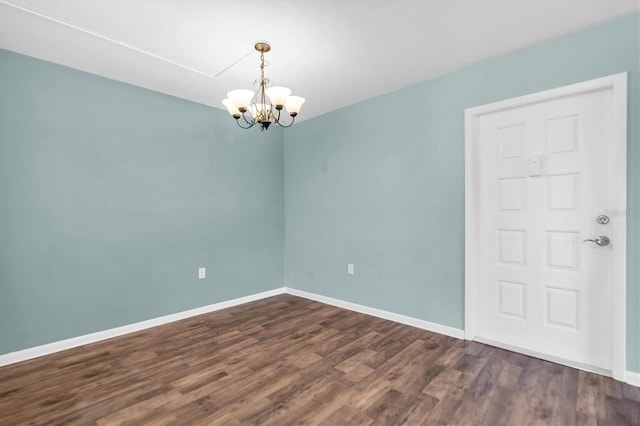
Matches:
[[0, 294, 637, 425]]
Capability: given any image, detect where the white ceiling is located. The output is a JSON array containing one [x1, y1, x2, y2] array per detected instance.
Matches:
[[1, 0, 638, 121]]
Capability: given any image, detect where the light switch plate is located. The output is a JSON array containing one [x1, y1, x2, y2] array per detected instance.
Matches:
[[347, 264, 354, 275], [198, 267, 206, 279]]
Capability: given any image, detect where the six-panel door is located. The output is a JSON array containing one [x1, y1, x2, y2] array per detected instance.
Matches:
[[475, 88, 614, 371]]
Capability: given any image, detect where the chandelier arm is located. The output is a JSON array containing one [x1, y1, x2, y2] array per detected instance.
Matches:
[[240, 111, 255, 126], [236, 119, 254, 129], [275, 114, 296, 128]]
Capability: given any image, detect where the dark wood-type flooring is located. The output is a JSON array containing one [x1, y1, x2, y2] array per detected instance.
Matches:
[[1, 294, 638, 425]]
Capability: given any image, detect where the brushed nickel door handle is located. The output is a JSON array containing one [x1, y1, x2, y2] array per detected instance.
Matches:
[[583, 236, 610, 247]]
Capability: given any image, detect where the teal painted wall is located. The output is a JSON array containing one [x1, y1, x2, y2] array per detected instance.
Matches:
[[0, 49, 284, 355], [284, 13, 640, 372]]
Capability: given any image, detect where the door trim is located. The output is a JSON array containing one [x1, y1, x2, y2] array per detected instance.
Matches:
[[464, 73, 628, 381]]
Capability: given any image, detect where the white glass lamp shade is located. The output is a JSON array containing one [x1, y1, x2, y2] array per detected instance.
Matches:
[[227, 89, 254, 110], [265, 86, 291, 108], [222, 98, 241, 117], [285, 96, 305, 116]]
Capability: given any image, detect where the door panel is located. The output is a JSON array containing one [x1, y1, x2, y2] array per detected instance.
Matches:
[[474, 88, 614, 371]]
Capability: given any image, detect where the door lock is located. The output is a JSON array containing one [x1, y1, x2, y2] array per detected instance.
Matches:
[[583, 236, 610, 247]]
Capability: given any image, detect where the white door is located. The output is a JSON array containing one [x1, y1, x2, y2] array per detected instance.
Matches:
[[465, 74, 627, 378]]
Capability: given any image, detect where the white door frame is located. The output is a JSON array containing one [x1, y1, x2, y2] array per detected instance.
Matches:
[[464, 73, 627, 381]]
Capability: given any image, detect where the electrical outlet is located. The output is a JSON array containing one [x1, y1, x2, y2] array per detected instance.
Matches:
[[347, 264, 354, 275], [198, 267, 206, 279]]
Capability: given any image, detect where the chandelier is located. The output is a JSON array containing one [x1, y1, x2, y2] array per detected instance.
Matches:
[[222, 42, 305, 131]]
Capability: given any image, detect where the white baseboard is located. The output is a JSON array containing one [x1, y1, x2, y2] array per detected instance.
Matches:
[[284, 287, 466, 339], [0, 287, 286, 367], [626, 370, 640, 387]]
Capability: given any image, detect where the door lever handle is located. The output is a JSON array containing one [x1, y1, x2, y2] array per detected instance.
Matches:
[[583, 236, 610, 247]]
